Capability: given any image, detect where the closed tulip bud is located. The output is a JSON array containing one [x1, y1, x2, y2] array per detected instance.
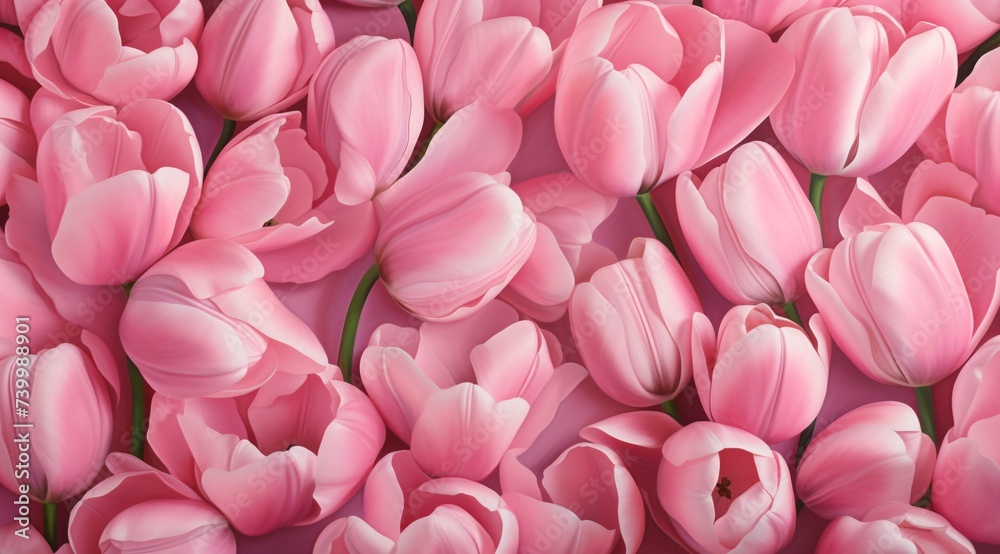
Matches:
[[375, 172, 536, 323], [569, 237, 704, 407], [0, 336, 117, 503], [772, 6, 957, 177], [932, 336, 1000, 544], [796, 402, 936, 519], [195, 0, 334, 121], [692, 305, 831, 444], [807, 221, 996, 387], [307, 36, 423, 206], [816, 503, 974, 553], [677, 142, 822, 305], [658, 422, 796, 553], [120, 239, 328, 399], [21, 0, 201, 107], [555, 2, 793, 197]]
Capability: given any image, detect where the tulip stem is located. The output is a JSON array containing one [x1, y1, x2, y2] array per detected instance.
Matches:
[[794, 420, 815, 469], [128, 359, 146, 459], [399, 0, 417, 43], [661, 400, 681, 424], [781, 301, 803, 327], [916, 386, 937, 445], [43, 502, 56, 550], [809, 174, 826, 227], [636, 193, 679, 260], [205, 118, 237, 173], [958, 29, 1000, 85], [338, 263, 380, 383]]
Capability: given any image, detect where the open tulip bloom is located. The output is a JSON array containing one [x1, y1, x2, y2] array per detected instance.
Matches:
[[6, 0, 1000, 551]]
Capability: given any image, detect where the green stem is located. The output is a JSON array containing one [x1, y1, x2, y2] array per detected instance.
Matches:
[[916, 386, 937, 445], [636, 193, 679, 260], [338, 264, 380, 383], [693, 0, 703, 7], [661, 400, 681, 424], [404, 120, 445, 174], [128, 360, 146, 459], [794, 419, 816, 471], [398, 0, 417, 43], [958, 29, 1000, 85], [205, 118, 237, 173], [809, 174, 826, 228], [781, 301, 803, 327], [43, 502, 56, 551]]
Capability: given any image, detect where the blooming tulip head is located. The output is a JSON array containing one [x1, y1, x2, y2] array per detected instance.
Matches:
[[692, 304, 831, 445], [932, 336, 1000, 544], [677, 141, 822, 306], [806, 221, 992, 387], [772, 6, 957, 177], [32, 100, 202, 286], [796, 402, 936, 519], [307, 36, 423, 206], [21, 0, 202, 107], [0, 79, 35, 206], [0, 337, 116, 503], [815, 502, 974, 554], [658, 422, 796, 553], [120, 239, 328, 399], [375, 172, 537, 323], [195, 0, 334, 120], [570, 237, 704, 407], [555, 2, 794, 197]]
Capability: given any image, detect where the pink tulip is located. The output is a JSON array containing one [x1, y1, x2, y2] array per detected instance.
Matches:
[[796, 402, 935, 519], [569, 238, 704, 407], [147, 369, 384, 536], [413, 0, 554, 121], [314, 451, 519, 553], [375, 171, 536, 323], [120, 239, 328, 399], [502, 172, 617, 322], [195, 0, 334, 121], [771, 6, 957, 177], [20, 0, 201, 106], [692, 304, 831, 444], [806, 219, 995, 387], [932, 336, 1000, 544], [676, 142, 822, 305], [361, 301, 587, 480], [815, 503, 974, 553], [32, 100, 202, 286], [0, 522, 53, 553], [68, 455, 237, 554], [658, 422, 796, 553], [307, 36, 423, 206], [0, 336, 117, 503], [554, 2, 794, 197], [503, 493, 616, 554], [192, 111, 375, 282], [0, 79, 35, 207], [841, 0, 1000, 53], [702, 0, 837, 33]]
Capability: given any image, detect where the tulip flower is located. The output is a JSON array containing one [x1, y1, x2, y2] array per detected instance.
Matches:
[[147, 369, 384, 536], [841, 0, 1000, 54], [692, 305, 831, 444], [68, 455, 237, 554], [771, 6, 957, 179], [0, 522, 53, 554], [0, 79, 35, 207], [555, 2, 793, 198], [932, 336, 1000, 544], [30, 100, 202, 286], [658, 422, 796, 553], [0, 337, 117, 503], [413, 0, 555, 122], [195, 0, 335, 121], [702, 0, 837, 33], [21, 0, 200, 106], [806, 220, 995, 387], [815, 503, 974, 553], [120, 239, 328, 399], [314, 451, 519, 553], [676, 142, 822, 306], [360, 301, 587, 480], [307, 36, 423, 206], [796, 402, 936, 519], [374, 171, 536, 323], [569, 238, 704, 407]]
